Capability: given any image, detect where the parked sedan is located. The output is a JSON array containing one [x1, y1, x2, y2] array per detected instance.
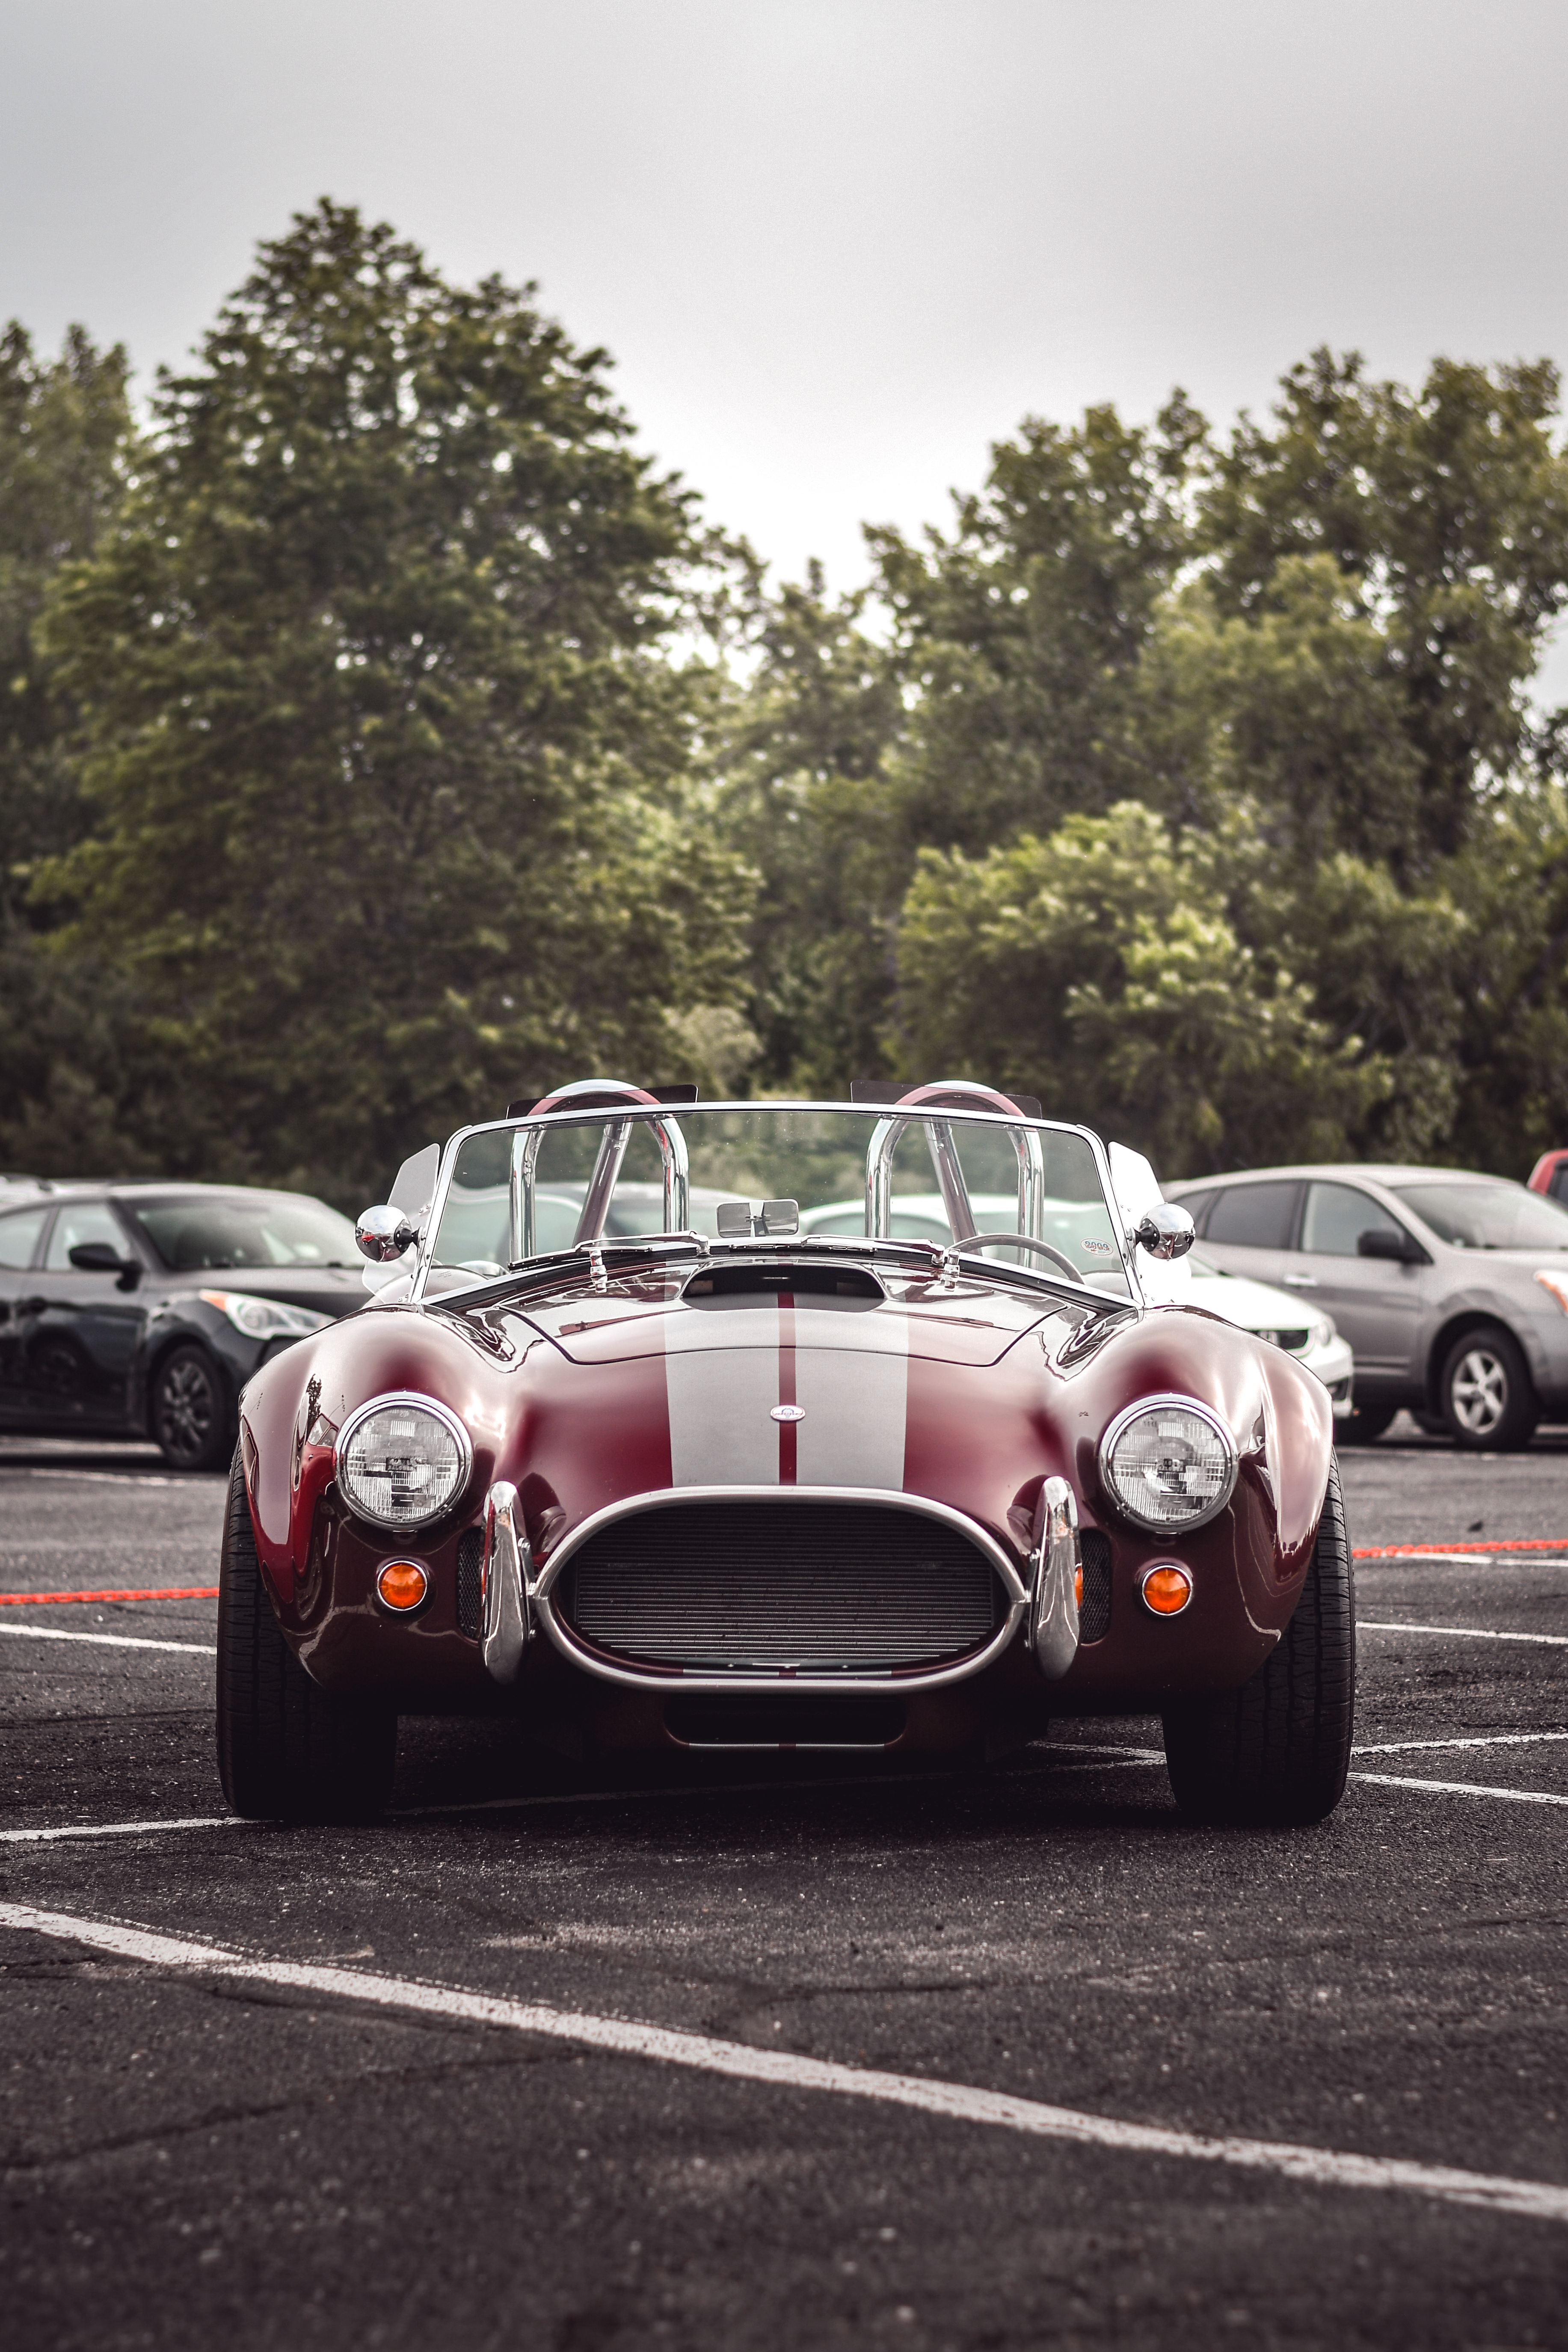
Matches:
[[1165, 1164, 1568, 1449], [0, 1183, 365, 1469]]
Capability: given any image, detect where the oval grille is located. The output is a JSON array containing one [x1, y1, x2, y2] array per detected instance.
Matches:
[[553, 1498, 1007, 1674]]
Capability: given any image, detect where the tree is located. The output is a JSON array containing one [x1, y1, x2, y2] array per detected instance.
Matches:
[[36, 202, 753, 1202], [1201, 350, 1568, 871], [895, 803, 1378, 1178]]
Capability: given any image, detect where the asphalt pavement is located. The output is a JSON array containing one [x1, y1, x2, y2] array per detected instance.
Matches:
[[1, 1423, 1564, 2350]]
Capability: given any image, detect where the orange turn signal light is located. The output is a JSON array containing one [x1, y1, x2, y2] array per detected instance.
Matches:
[[1074, 1562, 1084, 1611], [376, 1560, 429, 1612], [1141, 1563, 1193, 1617]]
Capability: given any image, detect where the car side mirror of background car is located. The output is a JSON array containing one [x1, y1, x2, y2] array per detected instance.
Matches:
[[355, 1205, 423, 1264], [1358, 1227, 1426, 1264], [68, 1241, 141, 1290], [1133, 1203, 1195, 1261]]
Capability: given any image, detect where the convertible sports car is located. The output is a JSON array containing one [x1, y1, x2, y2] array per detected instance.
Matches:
[[218, 1083, 1354, 1827]]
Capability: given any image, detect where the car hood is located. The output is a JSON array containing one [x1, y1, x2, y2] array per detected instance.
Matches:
[[1189, 1272, 1322, 1333]]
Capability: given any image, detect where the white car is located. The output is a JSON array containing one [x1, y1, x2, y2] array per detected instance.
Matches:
[[798, 1192, 1354, 1419]]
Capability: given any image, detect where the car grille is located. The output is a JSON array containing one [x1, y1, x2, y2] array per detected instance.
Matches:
[[552, 1498, 1007, 1674], [1079, 1528, 1112, 1643], [456, 1526, 484, 1640]]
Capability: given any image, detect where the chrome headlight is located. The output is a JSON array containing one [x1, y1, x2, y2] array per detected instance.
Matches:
[[335, 1393, 472, 1530], [199, 1290, 331, 1341], [1099, 1395, 1237, 1533]]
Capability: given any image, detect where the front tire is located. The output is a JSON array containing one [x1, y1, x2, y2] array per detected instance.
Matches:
[[1439, 1324, 1537, 1452], [152, 1344, 231, 1471], [217, 1450, 397, 1821], [1162, 1457, 1355, 1826]]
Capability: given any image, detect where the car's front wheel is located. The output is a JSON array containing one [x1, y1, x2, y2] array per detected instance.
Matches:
[[217, 1450, 397, 1822], [1438, 1325, 1537, 1452], [1161, 1458, 1355, 1827], [151, 1344, 231, 1471]]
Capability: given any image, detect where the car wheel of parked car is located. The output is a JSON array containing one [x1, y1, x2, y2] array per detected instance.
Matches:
[[1438, 1324, 1538, 1452], [151, 1344, 230, 1471], [216, 1450, 397, 1822], [1337, 1398, 1396, 1445], [1160, 1458, 1355, 1826]]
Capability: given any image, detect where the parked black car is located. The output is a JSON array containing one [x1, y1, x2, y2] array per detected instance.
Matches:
[[0, 1184, 366, 1469]]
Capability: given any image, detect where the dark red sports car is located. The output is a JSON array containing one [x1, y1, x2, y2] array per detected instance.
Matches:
[[218, 1083, 1352, 1825]]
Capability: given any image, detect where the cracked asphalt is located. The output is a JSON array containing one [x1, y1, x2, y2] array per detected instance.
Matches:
[[1, 1426, 1565, 2351]]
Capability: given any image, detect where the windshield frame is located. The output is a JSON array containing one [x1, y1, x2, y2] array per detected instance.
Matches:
[[408, 1099, 1142, 1307]]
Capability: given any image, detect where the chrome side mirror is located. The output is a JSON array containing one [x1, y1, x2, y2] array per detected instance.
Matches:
[[355, 1204, 422, 1264], [1134, 1202, 1195, 1261]]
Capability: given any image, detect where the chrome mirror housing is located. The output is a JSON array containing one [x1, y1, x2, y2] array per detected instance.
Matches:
[[1133, 1202, 1196, 1261], [355, 1204, 421, 1264]]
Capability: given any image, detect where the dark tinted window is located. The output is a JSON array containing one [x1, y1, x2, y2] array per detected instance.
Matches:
[[1550, 1164, 1568, 1204], [126, 1194, 358, 1270], [1204, 1181, 1300, 1250], [1301, 1182, 1406, 1258], [1171, 1188, 1219, 1235]]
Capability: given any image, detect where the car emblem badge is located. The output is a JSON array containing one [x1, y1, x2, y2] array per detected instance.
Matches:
[[771, 1404, 806, 1423]]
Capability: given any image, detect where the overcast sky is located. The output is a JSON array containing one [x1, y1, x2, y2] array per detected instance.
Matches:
[[6, 0, 1568, 684]]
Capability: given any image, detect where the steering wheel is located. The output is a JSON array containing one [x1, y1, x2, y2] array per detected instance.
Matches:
[[962, 1232, 1085, 1284]]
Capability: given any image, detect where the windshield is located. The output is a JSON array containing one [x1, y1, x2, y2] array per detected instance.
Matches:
[[1391, 1181, 1568, 1252], [127, 1193, 360, 1271], [423, 1104, 1123, 1291]]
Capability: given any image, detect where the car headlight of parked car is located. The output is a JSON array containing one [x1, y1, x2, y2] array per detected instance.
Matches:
[[335, 1394, 473, 1530], [1099, 1395, 1237, 1533], [199, 1290, 332, 1341]]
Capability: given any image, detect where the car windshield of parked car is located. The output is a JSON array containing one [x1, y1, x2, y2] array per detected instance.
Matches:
[[127, 1195, 360, 1270], [424, 1106, 1121, 1287], [1391, 1181, 1568, 1251]]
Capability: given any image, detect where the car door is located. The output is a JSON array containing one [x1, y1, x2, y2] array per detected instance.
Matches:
[[0, 1204, 51, 1424], [1189, 1180, 1303, 1289], [1290, 1180, 1429, 1385], [27, 1201, 148, 1429]]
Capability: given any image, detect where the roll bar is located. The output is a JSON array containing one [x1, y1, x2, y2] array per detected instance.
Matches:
[[508, 1079, 691, 1257], [864, 1080, 1046, 1245]]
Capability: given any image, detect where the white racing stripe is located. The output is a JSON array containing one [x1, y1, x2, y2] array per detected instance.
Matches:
[[2, 1899, 1566, 2224], [1351, 1773, 1568, 1809], [0, 1623, 214, 1655], [1360, 1621, 1568, 1648]]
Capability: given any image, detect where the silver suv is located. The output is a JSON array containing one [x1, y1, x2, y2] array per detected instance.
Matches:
[[1165, 1164, 1568, 1450]]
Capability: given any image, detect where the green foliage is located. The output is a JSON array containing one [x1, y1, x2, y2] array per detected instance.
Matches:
[[896, 804, 1376, 1176], [26, 202, 754, 1201], [0, 322, 131, 922]]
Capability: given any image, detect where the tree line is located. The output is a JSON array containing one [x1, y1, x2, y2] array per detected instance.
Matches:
[[4, 200, 1568, 1206]]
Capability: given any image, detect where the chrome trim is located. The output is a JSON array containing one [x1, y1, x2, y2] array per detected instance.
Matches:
[[1029, 1475, 1081, 1679], [333, 1391, 475, 1532], [1097, 1392, 1238, 1536], [1138, 1561, 1194, 1616], [355, 1204, 420, 1264], [481, 1480, 531, 1683], [530, 1483, 1029, 1697], [1133, 1201, 1196, 1261]]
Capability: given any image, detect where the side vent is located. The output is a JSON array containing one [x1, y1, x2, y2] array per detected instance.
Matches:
[[456, 1527, 484, 1640], [1079, 1529, 1112, 1643]]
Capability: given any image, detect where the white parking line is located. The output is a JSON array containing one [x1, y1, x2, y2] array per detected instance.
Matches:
[[1352, 1732, 1568, 1756], [0, 1815, 237, 1845], [1350, 1773, 1568, 1809], [2, 1900, 1564, 2224], [0, 1623, 214, 1655], [1359, 1621, 1568, 1648]]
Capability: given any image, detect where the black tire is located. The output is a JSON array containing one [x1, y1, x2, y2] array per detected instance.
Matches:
[[151, 1343, 231, 1471], [1438, 1324, 1538, 1452], [1161, 1456, 1355, 1827], [1336, 1397, 1396, 1445], [217, 1449, 397, 1822]]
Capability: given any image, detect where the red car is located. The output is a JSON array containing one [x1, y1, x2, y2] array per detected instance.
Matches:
[[1527, 1150, 1568, 1206], [218, 1083, 1352, 1828]]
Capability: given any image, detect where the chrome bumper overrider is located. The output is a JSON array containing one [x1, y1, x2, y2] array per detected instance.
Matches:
[[477, 1482, 1057, 1696], [480, 1481, 531, 1683]]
